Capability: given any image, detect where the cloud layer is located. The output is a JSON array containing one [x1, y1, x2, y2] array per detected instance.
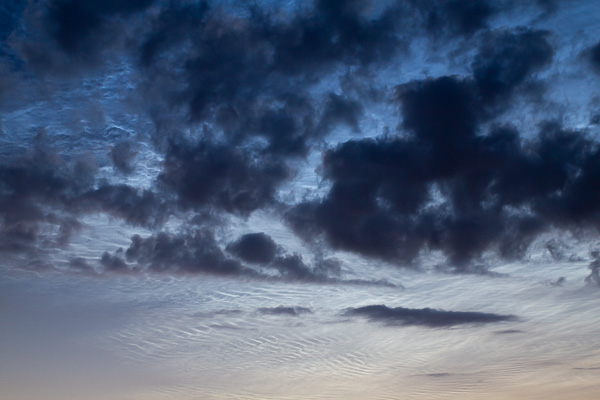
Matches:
[[0, 0, 599, 279], [345, 304, 515, 327]]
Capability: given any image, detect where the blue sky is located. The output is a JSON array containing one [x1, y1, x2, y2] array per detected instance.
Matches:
[[1, 1, 600, 398]]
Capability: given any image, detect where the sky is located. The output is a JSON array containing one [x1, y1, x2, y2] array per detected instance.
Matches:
[[1, 0, 600, 399]]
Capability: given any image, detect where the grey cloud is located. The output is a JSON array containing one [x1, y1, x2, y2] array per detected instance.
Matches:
[[0, 143, 95, 253], [585, 256, 600, 287], [100, 250, 128, 273], [226, 232, 280, 265], [258, 306, 313, 316], [344, 304, 516, 327], [159, 140, 289, 216], [1, 0, 598, 281], [124, 230, 251, 276], [411, 0, 498, 37], [110, 141, 136, 174], [585, 41, 600, 74], [47, 0, 155, 55], [74, 184, 169, 229], [226, 232, 395, 285], [473, 28, 553, 106], [287, 119, 600, 266]]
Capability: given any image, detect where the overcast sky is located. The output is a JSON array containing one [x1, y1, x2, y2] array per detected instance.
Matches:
[[1, 0, 600, 399]]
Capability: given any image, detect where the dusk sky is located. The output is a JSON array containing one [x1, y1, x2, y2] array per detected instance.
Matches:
[[1, 0, 600, 399]]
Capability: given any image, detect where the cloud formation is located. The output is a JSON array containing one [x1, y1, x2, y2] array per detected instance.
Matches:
[[586, 41, 600, 74], [258, 306, 313, 316], [124, 230, 250, 276], [0, 0, 598, 280], [345, 304, 515, 327], [226, 232, 280, 265]]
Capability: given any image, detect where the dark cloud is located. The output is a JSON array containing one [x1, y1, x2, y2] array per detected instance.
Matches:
[[257, 306, 312, 316], [110, 142, 136, 174], [226, 232, 279, 265], [74, 184, 169, 228], [534, 0, 560, 13], [0, 143, 95, 253], [1, 0, 597, 281], [224, 232, 396, 285], [311, 257, 343, 277], [159, 140, 289, 215], [344, 304, 515, 327], [124, 230, 250, 276], [225, 232, 350, 283], [413, 0, 497, 37], [473, 28, 553, 105], [134, 0, 404, 128], [282, 28, 569, 268], [0, 0, 27, 44], [270, 253, 320, 281], [220, 96, 311, 159], [316, 93, 364, 135], [117, 230, 397, 284], [138, 2, 209, 67], [442, 0, 495, 36], [271, 0, 405, 74], [100, 250, 128, 273], [47, 0, 155, 54], [399, 76, 479, 149], [0, 141, 168, 257], [586, 41, 600, 74], [287, 104, 600, 266], [129, 0, 407, 171]]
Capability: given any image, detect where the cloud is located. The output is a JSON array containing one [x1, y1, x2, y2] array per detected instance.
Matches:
[[287, 116, 600, 266], [134, 0, 405, 131], [226, 232, 280, 265], [257, 306, 313, 316], [74, 184, 169, 228], [123, 230, 251, 276], [100, 250, 128, 273], [473, 28, 553, 106], [282, 23, 597, 268], [585, 255, 600, 287], [585, 41, 600, 74], [415, 0, 498, 37], [159, 140, 290, 216], [316, 93, 364, 136], [105, 229, 396, 285], [0, 138, 170, 259], [344, 304, 515, 327], [225, 231, 400, 285], [0, 0, 27, 45], [1, 0, 598, 280], [225, 232, 384, 284], [47, 0, 155, 55], [0, 142, 95, 253], [110, 141, 136, 174]]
